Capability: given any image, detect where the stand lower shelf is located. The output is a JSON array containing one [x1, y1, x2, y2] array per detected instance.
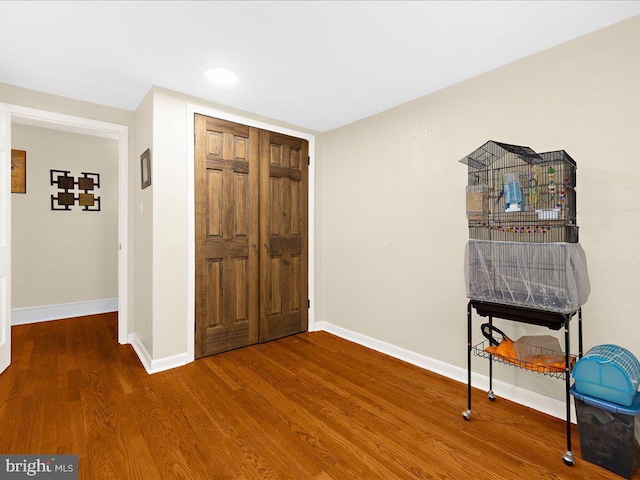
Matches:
[[473, 340, 576, 379], [462, 300, 583, 466]]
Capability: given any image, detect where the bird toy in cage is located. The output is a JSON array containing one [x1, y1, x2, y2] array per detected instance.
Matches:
[[528, 164, 540, 206], [556, 177, 570, 208], [557, 189, 566, 208], [548, 166, 556, 204]]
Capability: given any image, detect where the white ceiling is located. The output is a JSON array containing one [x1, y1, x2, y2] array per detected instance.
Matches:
[[1, 1, 640, 132]]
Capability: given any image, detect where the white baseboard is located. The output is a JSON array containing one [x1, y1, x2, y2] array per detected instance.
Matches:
[[128, 333, 153, 373], [128, 333, 187, 375], [313, 321, 576, 423], [11, 298, 118, 325]]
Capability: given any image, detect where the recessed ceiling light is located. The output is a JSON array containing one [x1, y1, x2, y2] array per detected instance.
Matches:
[[206, 67, 238, 85]]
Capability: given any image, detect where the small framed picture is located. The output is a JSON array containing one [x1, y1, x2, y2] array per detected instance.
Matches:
[[11, 149, 26, 194], [140, 148, 151, 189]]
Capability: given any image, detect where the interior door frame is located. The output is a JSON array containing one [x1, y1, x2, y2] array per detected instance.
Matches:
[[186, 104, 315, 363], [2, 103, 129, 344], [0, 104, 11, 374]]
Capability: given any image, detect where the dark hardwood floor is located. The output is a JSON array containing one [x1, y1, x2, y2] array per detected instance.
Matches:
[[0, 313, 629, 479]]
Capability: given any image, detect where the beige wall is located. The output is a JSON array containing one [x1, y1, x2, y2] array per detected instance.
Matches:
[[134, 90, 153, 355], [11, 124, 118, 307], [317, 16, 640, 400], [149, 89, 187, 359]]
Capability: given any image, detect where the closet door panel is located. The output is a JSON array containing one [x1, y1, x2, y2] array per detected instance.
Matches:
[[195, 113, 308, 357], [259, 130, 308, 342], [195, 114, 259, 357]]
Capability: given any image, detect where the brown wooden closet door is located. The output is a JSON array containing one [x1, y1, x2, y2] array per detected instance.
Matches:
[[195, 114, 259, 358], [259, 130, 308, 342]]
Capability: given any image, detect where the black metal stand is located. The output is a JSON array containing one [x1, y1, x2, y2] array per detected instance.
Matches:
[[462, 300, 583, 466]]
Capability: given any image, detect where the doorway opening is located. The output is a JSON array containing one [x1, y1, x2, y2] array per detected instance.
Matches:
[[5, 103, 129, 344]]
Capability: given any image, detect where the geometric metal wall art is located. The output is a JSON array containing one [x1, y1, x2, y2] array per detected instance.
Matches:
[[50, 169, 101, 211]]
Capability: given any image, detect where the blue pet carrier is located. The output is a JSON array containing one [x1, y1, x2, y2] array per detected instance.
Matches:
[[572, 344, 640, 407]]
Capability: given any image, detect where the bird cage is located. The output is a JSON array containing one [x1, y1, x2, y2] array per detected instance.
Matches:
[[461, 141, 589, 313], [460, 141, 578, 243]]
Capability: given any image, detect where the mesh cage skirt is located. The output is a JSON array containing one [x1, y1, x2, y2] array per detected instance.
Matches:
[[465, 240, 591, 313]]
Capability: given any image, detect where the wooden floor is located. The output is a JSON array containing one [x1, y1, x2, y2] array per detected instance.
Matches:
[[0, 313, 631, 479]]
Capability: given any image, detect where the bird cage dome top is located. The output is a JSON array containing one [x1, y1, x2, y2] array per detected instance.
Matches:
[[459, 140, 576, 171], [459, 141, 541, 170]]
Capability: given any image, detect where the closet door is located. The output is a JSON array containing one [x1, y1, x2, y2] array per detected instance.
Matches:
[[195, 115, 259, 357], [259, 130, 308, 342]]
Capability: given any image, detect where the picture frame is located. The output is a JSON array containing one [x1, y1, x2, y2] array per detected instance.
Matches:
[[140, 148, 151, 189], [11, 149, 26, 194]]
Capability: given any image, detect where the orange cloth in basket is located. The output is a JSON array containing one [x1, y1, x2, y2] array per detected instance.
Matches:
[[485, 336, 574, 373]]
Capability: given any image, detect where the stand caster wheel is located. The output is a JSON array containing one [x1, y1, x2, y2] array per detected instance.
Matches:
[[488, 390, 496, 402], [462, 410, 471, 421], [562, 451, 574, 466]]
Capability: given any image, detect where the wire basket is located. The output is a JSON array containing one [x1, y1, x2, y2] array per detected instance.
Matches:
[[473, 340, 576, 379]]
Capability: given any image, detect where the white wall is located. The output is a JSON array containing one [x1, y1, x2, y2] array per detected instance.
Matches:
[[11, 124, 118, 309], [317, 15, 640, 401]]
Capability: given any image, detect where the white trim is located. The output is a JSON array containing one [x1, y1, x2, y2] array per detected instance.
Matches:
[[116, 127, 129, 345], [149, 351, 188, 374], [7, 104, 120, 140], [3, 103, 129, 345], [0, 104, 11, 374], [185, 104, 316, 363], [128, 333, 188, 375], [12, 298, 118, 325], [129, 333, 152, 373], [314, 321, 577, 423]]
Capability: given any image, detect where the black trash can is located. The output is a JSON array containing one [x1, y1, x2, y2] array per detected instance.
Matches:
[[571, 385, 640, 479]]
